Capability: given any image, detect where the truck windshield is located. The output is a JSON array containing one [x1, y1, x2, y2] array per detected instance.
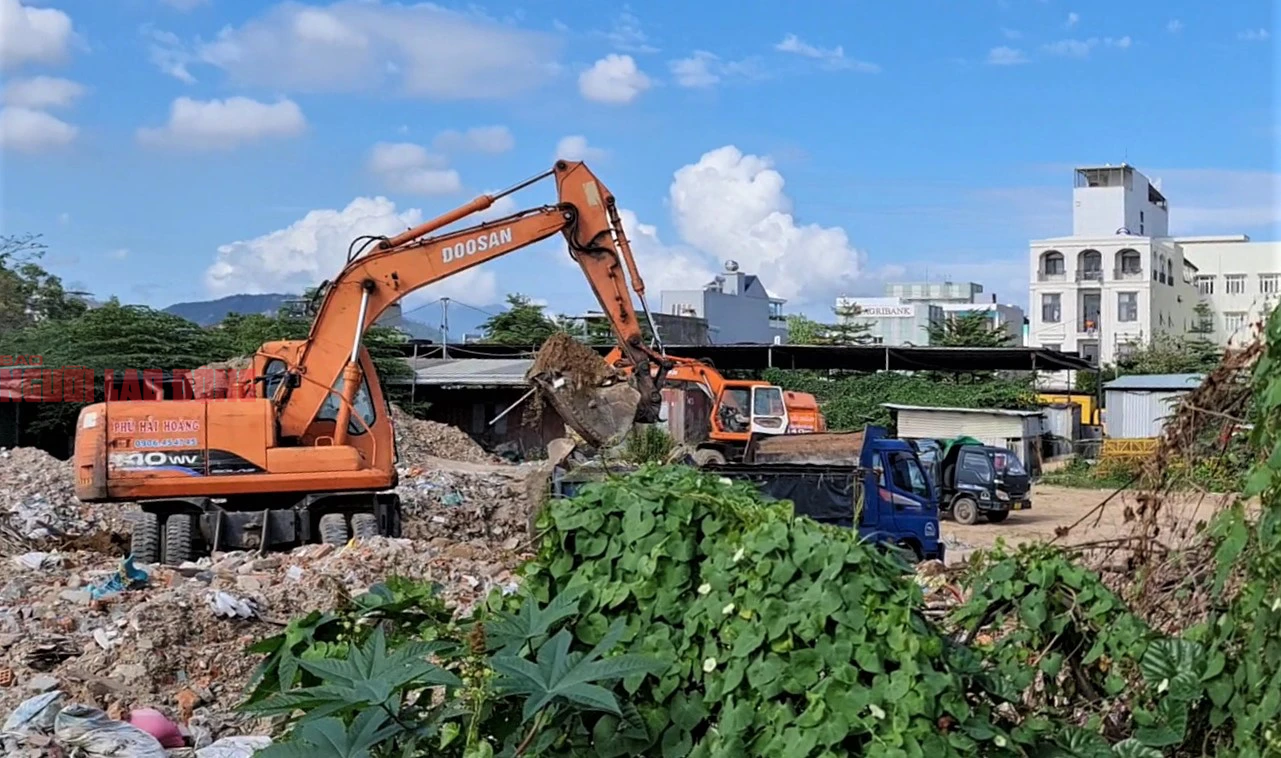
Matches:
[[888, 452, 931, 498], [994, 452, 1027, 475]]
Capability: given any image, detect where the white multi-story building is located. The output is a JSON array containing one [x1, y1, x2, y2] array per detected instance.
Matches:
[[834, 296, 942, 345], [1177, 235, 1281, 345], [884, 281, 1026, 345], [1029, 164, 1203, 366]]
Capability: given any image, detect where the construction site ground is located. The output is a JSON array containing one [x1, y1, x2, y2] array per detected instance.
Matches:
[[942, 482, 1234, 564]]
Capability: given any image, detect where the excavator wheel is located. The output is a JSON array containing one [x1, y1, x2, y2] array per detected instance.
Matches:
[[692, 449, 728, 467], [350, 513, 379, 540], [131, 512, 161, 565], [319, 513, 350, 546], [162, 513, 197, 566]]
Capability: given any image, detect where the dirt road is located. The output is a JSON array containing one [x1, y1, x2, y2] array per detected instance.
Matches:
[[941, 483, 1235, 564]]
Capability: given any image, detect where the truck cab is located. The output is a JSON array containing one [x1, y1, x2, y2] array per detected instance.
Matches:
[[910, 438, 1032, 525]]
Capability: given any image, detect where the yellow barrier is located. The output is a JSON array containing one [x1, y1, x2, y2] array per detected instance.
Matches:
[[1101, 437, 1158, 459]]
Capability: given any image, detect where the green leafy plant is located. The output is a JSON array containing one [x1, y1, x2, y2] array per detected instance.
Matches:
[[620, 424, 675, 463]]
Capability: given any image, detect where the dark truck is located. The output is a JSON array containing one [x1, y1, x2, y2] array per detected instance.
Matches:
[[909, 437, 1032, 525], [552, 425, 945, 562]]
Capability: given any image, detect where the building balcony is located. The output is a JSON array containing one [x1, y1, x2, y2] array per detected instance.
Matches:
[[1075, 270, 1104, 283], [1037, 271, 1066, 282], [1078, 320, 1100, 336], [1114, 267, 1144, 281]]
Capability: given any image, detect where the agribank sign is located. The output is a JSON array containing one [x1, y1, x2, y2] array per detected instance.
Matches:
[[859, 305, 915, 318]]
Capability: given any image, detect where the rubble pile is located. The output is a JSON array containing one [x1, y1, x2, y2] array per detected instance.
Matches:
[[0, 448, 134, 554], [0, 537, 527, 752], [395, 458, 552, 547], [392, 405, 498, 463]]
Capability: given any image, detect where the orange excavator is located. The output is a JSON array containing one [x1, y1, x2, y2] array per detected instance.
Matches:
[[72, 161, 677, 564]]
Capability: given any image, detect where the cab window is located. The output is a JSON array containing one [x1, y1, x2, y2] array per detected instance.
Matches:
[[317, 373, 377, 436], [753, 387, 785, 416], [960, 450, 993, 482], [888, 452, 930, 498], [263, 359, 288, 399], [719, 388, 751, 432]]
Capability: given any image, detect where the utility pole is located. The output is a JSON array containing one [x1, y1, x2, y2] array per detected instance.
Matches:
[[441, 298, 450, 359]]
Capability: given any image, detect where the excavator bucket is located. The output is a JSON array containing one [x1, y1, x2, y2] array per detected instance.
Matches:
[[527, 334, 642, 449]]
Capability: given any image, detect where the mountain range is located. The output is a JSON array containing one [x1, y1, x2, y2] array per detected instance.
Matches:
[[162, 293, 500, 342]]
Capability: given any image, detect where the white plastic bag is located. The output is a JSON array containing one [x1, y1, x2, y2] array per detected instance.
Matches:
[[53, 704, 168, 758], [1, 690, 65, 735], [196, 735, 274, 758]]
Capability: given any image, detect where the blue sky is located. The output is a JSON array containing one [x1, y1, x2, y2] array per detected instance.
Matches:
[[0, 0, 1275, 324]]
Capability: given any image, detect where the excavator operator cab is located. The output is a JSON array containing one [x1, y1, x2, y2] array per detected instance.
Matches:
[[719, 388, 752, 433], [750, 385, 789, 435]]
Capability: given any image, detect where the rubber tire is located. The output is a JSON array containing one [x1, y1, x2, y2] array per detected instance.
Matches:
[[692, 449, 728, 467], [350, 513, 380, 540], [897, 540, 923, 564], [162, 513, 197, 566], [952, 497, 979, 526], [319, 513, 350, 546], [131, 512, 161, 565], [985, 510, 1010, 524]]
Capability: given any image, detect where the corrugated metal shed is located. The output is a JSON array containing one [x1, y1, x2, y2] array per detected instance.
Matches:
[[882, 403, 1045, 474], [1041, 404, 1081, 458], [395, 358, 533, 387], [1102, 373, 1204, 439]]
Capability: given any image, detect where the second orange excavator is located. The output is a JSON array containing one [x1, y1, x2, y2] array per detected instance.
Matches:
[[72, 161, 680, 563]]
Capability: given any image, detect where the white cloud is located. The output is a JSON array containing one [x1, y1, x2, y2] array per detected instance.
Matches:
[[366, 141, 461, 195], [108, 248, 129, 260], [137, 96, 306, 150], [773, 33, 880, 73], [0, 0, 74, 70], [668, 51, 764, 88], [555, 135, 608, 162], [0, 106, 76, 152], [1238, 28, 1271, 42], [578, 54, 651, 104], [1167, 19, 1184, 34], [432, 125, 513, 154], [614, 208, 716, 293], [1042, 36, 1131, 57], [160, 1, 561, 99], [205, 196, 499, 301], [145, 27, 198, 84], [986, 46, 1028, 65], [1065, 12, 1080, 28], [603, 10, 657, 54], [1001, 28, 1023, 40], [1153, 168, 1281, 233], [1, 76, 84, 109], [160, 0, 209, 10]]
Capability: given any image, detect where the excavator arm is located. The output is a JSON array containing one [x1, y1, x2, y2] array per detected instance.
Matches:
[[266, 161, 670, 444]]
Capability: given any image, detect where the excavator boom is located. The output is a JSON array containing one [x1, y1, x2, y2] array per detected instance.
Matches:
[[266, 161, 669, 447]]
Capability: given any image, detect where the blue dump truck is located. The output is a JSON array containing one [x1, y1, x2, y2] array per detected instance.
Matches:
[[551, 425, 944, 562]]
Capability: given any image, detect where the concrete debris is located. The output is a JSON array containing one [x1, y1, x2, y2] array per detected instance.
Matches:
[[1, 447, 136, 555], [392, 405, 498, 463], [396, 456, 556, 545]]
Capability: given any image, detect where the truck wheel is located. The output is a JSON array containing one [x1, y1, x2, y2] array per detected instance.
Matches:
[[319, 513, 350, 546], [692, 449, 727, 467], [985, 510, 1010, 524], [163, 513, 197, 565], [952, 497, 979, 526], [350, 513, 379, 540], [131, 512, 161, 565]]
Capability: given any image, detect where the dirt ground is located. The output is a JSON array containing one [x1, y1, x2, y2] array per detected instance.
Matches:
[[942, 483, 1236, 564]]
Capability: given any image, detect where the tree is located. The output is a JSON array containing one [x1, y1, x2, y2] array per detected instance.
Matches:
[[0, 234, 87, 333], [785, 314, 824, 345], [927, 311, 1013, 347], [818, 301, 874, 346], [480, 294, 561, 346]]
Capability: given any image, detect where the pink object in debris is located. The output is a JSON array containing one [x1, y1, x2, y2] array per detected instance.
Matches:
[[129, 708, 185, 748]]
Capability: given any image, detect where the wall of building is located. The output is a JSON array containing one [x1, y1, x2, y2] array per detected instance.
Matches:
[[835, 297, 940, 345], [660, 265, 789, 344], [1103, 389, 1188, 439], [885, 281, 983, 304], [1179, 237, 1281, 345], [1072, 166, 1169, 238], [938, 303, 1026, 345]]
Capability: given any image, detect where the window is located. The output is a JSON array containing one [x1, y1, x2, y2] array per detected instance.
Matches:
[[958, 450, 992, 484], [1041, 293, 1061, 323], [1195, 275, 1215, 295], [888, 451, 931, 498], [1079, 341, 1099, 365], [1165, 259, 1174, 286], [1118, 292, 1138, 322], [317, 372, 377, 436], [1225, 275, 1247, 295], [1078, 250, 1103, 281], [1261, 274, 1279, 295], [768, 301, 784, 319], [752, 387, 785, 416], [719, 388, 751, 432], [1117, 249, 1142, 275], [1224, 312, 1246, 334], [1042, 251, 1065, 276]]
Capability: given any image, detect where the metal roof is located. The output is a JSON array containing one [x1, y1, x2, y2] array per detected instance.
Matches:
[[883, 403, 1044, 417], [394, 358, 532, 387], [1103, 373, 1204, 392]]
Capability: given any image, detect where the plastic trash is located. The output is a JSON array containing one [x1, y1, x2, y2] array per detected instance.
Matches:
[[196, 735, 274, 758], [128, 708, 185, 748], [88, 555, 150, 601], [12, 552, 59, 570], [53, 703, 168, 758], [1, 690, 65, 735], [206, 591, 257, 619]]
